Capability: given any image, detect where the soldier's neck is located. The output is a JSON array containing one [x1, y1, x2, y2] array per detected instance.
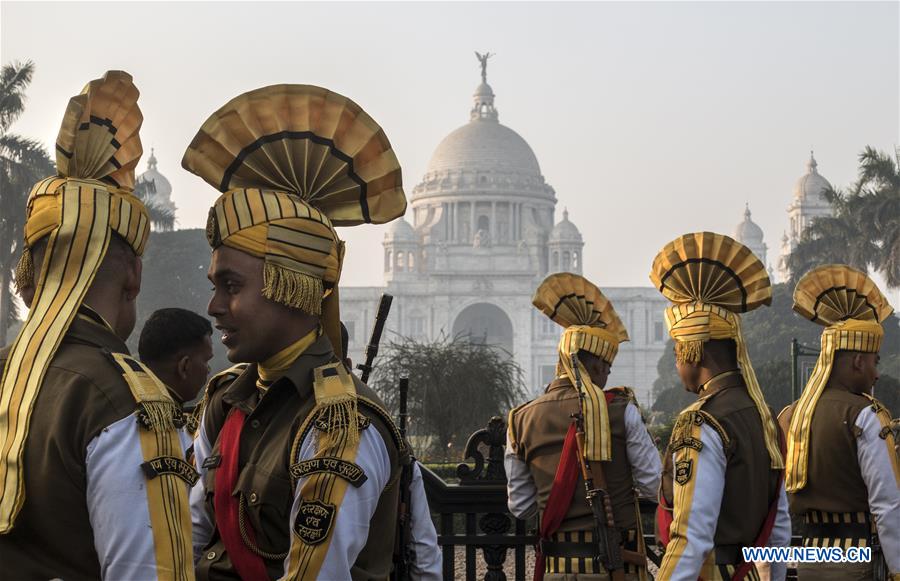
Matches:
[[825, 376, 869, 395]]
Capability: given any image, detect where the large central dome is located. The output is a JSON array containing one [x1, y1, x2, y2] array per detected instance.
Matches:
[[426, 102, 542, 176], [413, 77, 554, 202]]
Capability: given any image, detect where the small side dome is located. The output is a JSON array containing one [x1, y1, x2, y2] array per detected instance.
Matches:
[[734, 204, 764, 245], [384, 217, 416, 242], [793, 151, 832, 204], [550, 208, 582, 242]]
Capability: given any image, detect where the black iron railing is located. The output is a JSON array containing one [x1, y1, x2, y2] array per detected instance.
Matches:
[[422, 415, 802, 580]]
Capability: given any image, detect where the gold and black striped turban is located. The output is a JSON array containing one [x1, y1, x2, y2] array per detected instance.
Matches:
[[1, 71, 147, 532], [785, 265, 894, 492], [182, 84, 407, 357], [533, 273, 629, 461], [649, 232, 783, 469]]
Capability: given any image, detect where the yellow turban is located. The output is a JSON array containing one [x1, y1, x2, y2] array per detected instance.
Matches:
[[650, 232, 783, 469], [1, 71, 148, 532], [785, 265, 894, 492], [182, 85, 407, 357], [532, 273, 629, 461]]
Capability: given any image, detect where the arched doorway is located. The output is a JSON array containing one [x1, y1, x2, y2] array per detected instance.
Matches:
[[452, 303, 514, 356]]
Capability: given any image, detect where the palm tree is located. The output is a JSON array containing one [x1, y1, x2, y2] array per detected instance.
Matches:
[[852, 147, 900, 287], [789, 147, 900, 288], [0, 60, 55, 345], [134, 178, 176, 231]]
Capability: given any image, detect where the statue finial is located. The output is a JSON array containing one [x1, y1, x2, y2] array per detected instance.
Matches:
[[475, 51, 493, 83]]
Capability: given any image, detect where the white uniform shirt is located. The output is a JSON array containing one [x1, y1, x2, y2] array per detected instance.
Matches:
[[658, 423, 791, 581], [855, 407, 900, 574], [86, 413, 193, 580], [191, 411, 442, 580]]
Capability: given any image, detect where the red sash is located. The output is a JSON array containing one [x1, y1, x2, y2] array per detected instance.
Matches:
[[534, 391, 616, 581], [214, 409, 269, 580]]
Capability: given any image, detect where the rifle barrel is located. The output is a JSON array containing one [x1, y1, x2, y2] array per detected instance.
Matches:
[[399, 376, 409, 438], [358, 293, 393, 383]]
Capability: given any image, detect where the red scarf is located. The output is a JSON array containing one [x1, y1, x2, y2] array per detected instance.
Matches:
[[214, 409, 269, 580], [534, 391, 617, 581]]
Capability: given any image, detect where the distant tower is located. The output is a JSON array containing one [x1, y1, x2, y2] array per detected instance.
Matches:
[[136, 149, 177, 232], [733, 203, 767, 267], [548, 208, 584, 274], [778, 152, 833, 282], [383, 218, 418, 284]]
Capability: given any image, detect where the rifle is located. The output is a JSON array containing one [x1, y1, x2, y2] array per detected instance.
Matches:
[[357, 293, 393, 383], [569, 353, 629, 579], [872, 530, 888, 581], [392, 376, 414, 581]]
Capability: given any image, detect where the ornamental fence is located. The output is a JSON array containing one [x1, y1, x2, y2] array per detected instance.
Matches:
[[421, 415, 802, 580]]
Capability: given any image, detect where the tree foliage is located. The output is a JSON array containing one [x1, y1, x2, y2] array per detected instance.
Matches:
[[370, 332, 526, 460], [790, 147, 900, 288], [134, 178, 175, 231], [0, 60, 54, 343]]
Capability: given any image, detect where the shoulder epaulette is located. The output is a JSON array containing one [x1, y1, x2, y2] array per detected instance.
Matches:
[[606, 386, 638, 404], [669, 407, 730, 454], [190, 363, 249, 434], [106, 352, 182, 431], [860, 393, 887, 414], [506, 399, 534, 450], [207, 363, 249, 396]]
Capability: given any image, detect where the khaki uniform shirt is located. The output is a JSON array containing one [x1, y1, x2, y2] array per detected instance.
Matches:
[[191, 333, 406, 580], [779, 387, 900, 574], [506, 378, 661, 533], [0, 312, 194, 581], [658, 374, 790, 580]]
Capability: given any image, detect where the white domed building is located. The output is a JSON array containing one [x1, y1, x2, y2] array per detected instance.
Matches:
[[733, 204, 769, 268], [777, 152, 834, 282], [136, 149, 177, 232], [341, 64, 668, 402]]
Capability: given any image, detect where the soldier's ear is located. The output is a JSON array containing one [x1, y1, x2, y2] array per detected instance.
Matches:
[[177, 354, 191, 379], [123, 257, 142, 301]]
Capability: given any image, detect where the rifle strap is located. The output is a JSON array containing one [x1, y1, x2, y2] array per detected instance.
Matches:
[[535, 422, 581, 581]]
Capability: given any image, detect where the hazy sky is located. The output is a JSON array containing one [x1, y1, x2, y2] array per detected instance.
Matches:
[[2, 1, 898, 291]]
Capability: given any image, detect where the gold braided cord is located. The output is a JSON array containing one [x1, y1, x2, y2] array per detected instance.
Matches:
[[0, 71, 148, 533], [650, 233, 782, 469], [785, 265, 893, 492], [533, 273, 629, 461], [110, 354, 193, 580], [183, 85, 407, 357]]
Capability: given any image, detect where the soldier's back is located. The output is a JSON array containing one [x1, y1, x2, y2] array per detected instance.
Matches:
[[0, 316, 138, 581]]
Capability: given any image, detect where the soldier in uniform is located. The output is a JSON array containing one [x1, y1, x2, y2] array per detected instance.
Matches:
[[184, 84, 440, 580], [0, 72, 194, 580], [650, 232, 791, 581], [779, 265, 900, 580], [506, 273, 662, 580], [139, 308, 215, 404]]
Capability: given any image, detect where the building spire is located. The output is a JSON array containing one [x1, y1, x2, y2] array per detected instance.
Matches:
[[471, 51, 498, 122], [744, 202, 751, 220], [807, 150, 818, 174], [148, 147, 157, 169]]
